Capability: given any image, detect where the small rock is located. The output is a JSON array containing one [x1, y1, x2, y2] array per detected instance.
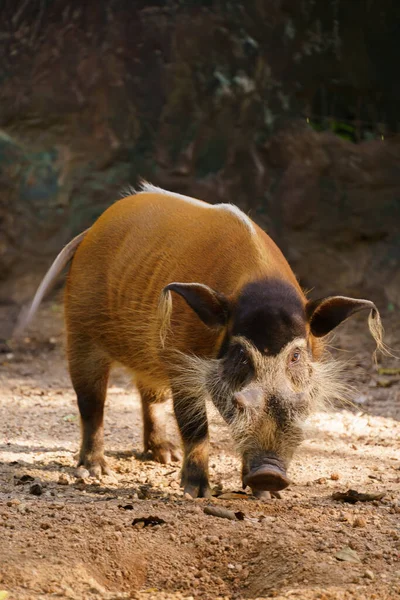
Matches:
[[205, 535, 219, 544], [87, 577, 106, 594], [74, 478, 87, 490], [364, 570, 375, 580], [30, 483, 43, 496], [335, 546, 361, 563], [6, 499, 21, 507], [58, 474, 70, 486], [338, 511, 350, 522], [330, 473, 340, 481], [40, 522, 51, 530], [353, 516, 367, 528]]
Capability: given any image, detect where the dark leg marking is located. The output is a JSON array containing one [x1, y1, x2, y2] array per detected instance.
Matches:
[[172, 390, 211, 498], [68, 334, 112, 479]]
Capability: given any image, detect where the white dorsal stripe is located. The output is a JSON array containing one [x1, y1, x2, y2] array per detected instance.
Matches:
[[121, 181, 255, 234], [216, 203, 255, 233]]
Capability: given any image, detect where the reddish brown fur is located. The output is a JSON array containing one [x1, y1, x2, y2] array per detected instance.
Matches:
[[20, 184, 382, 494], [65, 190, 312, 378]]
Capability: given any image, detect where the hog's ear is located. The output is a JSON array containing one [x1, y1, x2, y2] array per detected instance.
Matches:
[[164, 282, 231, 328], [306, 296, 378, 337]]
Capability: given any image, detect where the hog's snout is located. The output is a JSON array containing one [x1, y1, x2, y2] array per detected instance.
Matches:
[[243, 454, 290, 492]]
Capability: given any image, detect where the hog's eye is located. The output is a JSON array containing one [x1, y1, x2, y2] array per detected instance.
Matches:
[[238, 348, 247, 363], [289, 348, 301, 365]]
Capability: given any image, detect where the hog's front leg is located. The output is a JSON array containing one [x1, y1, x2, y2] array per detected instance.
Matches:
[[172, 390, 211, 498], [138, 384, 182, 464]]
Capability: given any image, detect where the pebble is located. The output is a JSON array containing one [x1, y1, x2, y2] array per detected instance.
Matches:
[[353, 516, 367, 528], [30, 483, 43, 496], [338, 511, 350, 522], [205, 535, 219, 544], [6, 499, 21, 507], [364, 570, 375, 580], [334, 546, 361, 563], [330, 473, 340, 480], [58, 474, 70, 486]]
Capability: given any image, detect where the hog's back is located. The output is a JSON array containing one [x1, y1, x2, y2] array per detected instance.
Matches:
[[65, 191, 297, 384]]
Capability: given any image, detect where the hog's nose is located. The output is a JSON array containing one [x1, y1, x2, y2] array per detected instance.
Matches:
[[243, 455, 290, 492]]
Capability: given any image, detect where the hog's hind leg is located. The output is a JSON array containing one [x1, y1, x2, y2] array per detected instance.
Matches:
[[172, 389, 211, 498], [67, 333, 112, 479], [138, 383, 182, 464]]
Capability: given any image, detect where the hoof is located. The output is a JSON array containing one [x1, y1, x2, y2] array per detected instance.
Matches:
[[251, 489, 282, 500], [183, 482, 212, 499], [149, 441, 182, 465], [76, 456, 114, 480]]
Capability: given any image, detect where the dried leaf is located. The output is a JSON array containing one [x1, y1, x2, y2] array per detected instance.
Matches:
[[376, 378, 398, 388], [63, 414, 77, 422], [332, 489, 385, 504], [377, 367, 400, 376], [14, 474, 34, 485], [217, 491, 248, 500], [234, 511, 246, 521], [132, 515, 166, 527], [335, 546, 361, 563]]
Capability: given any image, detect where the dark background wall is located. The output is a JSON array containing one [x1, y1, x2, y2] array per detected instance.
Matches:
[[1, 0, 399, 335]]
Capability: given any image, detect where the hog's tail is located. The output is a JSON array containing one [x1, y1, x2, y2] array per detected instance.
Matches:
[[13, 228, 90, 339]]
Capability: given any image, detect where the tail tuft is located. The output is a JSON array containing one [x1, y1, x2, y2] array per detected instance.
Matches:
[[12, 228, 89, 339]]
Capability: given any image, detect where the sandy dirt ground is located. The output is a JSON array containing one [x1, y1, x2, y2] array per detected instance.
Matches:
[[0, 295, 399, 600]]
